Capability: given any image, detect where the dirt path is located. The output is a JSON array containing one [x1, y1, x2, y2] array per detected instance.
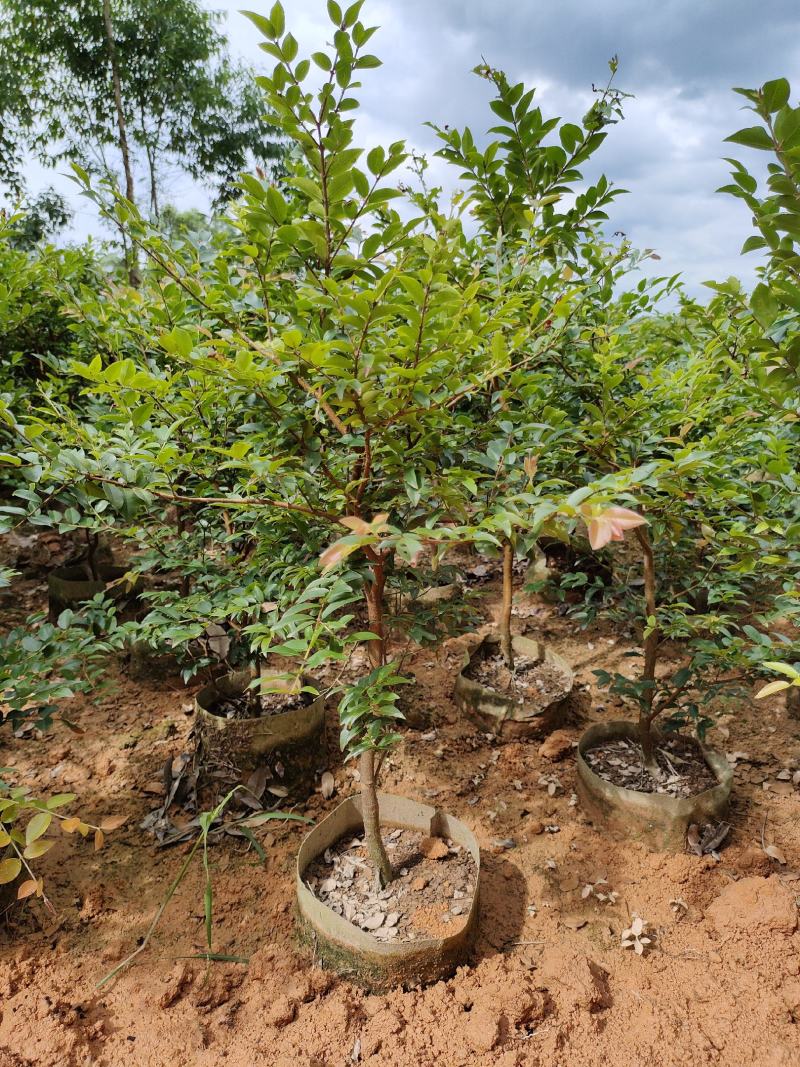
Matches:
[[1, 565, 799, 1066]]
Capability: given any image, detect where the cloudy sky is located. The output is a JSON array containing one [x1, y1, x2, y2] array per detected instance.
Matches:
[[29, 0, 800, 296]]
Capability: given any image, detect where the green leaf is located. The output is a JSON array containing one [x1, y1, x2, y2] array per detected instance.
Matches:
[[159, 326, 193, 358], [762, 661, 800, 679], [751, 283, 780, 327], [489, 99, 513, 122], [239, 811, 312, 826], [23, 839, 54, 859], [741, 235, 766, 254], [241, 10, 276, 39], [559, 123, 583, 154], [266, 186, 288, 223], [236, 825, 266, 861], [25, 811, 51, 845], [344, 0, 364, 26], [0, 858, 21, 884], [269, 1, 285, 36], [282, 33, 298, 62], [725, 126, 774, 151], [762, 78, 791, 113], [773, 213, 800, 239], [366, 146, 385, 176]]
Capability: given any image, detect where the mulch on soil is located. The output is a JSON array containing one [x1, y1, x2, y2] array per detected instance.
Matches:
[[304, 828, 477, 942], [464, 652, 571, 712], [584, 734, 719, 798], [210, 690, 310, 720]]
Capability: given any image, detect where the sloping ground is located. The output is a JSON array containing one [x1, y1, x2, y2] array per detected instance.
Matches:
[[1, 560, 799, 1067]]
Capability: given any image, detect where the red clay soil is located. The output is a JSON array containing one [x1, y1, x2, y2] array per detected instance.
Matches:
[[1, 556, 799, 1066]]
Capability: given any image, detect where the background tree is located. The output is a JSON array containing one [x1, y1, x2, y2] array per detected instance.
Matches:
[[0, 0, 283, 278], [1, 188, 72, 250]]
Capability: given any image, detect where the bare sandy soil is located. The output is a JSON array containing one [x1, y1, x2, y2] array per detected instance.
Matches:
[[1, 553, 799, 1067]]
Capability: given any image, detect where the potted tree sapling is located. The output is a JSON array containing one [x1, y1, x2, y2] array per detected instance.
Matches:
[[295, 635, 482, 989], [198, 546, 373, 808], [0, 403, 145, 623], [452, 437, 575, 739], [424, 57, 632, 739], [573, 500, 734, 850], [714, 78, 800, 720], [107, 498, 339, 805], [19, 0, 543, 987], [0, 469, 143, 623], [295, 517, 482, 990], [138, 511, 341, 803], [223, 3, 556, 988]]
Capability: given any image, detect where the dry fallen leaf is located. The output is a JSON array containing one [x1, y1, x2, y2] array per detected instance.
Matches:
[[320, 771, 335, 800], [764, 843, 787, 865], [686, 824, 703, 856], [99, 815, 128, 832], [244, 765, 270, 802]]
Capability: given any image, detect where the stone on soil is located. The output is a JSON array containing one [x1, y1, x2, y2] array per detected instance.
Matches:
[[419, 836, 450, 860]]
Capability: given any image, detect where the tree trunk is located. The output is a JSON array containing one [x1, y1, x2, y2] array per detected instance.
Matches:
[[175, 503, 191, 597], [360, 553, 393, 886], [102, 0, 141, 286], [359, 749, 393, 887], [499, 539, 514, 669], [363, 559, 386, 670], [85, 530, 100, 582], [145, 140, 159, 221], [638, 712, 657, 768], [635, 526, 660, 774]]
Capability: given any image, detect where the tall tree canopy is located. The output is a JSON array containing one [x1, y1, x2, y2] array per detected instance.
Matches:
[[0, 0, 283, 216]]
